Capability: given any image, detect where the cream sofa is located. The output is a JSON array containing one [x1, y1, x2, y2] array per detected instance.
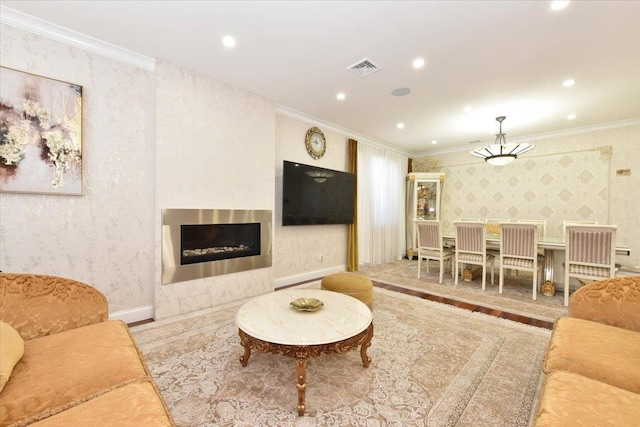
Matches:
[[0, 273, 174, 426], [533, 275, 640, 426]]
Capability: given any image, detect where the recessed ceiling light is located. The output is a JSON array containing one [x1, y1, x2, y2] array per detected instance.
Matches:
[[412, 58, 425, 69], [567, 113, 577, 120], [431, 140, 438, 145], [397, 123, 405, 129], [336, 92, 346, 100], [464, 105, 473, 113], [222, 35, 236, 48], [550, 0, 570, 11], [563, 79, 576, 87]]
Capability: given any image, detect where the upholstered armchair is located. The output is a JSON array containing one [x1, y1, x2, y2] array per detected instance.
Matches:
[[0, 273, 108, 340]]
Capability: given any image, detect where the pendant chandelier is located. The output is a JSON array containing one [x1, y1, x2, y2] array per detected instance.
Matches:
[[470, 116, 534, 166]]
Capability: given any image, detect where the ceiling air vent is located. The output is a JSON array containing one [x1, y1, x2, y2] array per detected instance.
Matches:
[[347, 57, 382, 78]]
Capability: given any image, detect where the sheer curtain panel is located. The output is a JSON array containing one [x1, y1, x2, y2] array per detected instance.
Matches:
[[357, 142, 408, 267]]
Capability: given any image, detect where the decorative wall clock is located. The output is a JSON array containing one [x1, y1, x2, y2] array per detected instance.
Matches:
[[305, 127, 326, 160]]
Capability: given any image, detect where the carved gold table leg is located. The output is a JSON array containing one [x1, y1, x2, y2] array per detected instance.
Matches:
[[296, 357, 307, 416], [360, 323, 374, 368], [238, 329, 252, 366], [238, 322, 374, 416]]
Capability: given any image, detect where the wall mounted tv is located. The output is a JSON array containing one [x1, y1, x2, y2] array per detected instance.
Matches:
[[282, 160, 355, 226]]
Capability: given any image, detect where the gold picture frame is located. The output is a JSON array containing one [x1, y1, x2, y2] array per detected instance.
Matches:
[[0, 66, 83, 195]]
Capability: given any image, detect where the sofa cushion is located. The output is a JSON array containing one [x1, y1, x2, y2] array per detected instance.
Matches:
[[543, 317, 640, 393], [533, 370, 640, 427], [27, 381, 174, 426], [0, 321, 24, 392], [0, 320, 149, 426]]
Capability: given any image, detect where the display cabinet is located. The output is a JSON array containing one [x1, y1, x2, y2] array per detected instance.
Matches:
[[406, 172, 445, 258]]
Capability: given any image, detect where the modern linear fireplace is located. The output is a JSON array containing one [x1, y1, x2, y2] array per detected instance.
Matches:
[[162, 209, 272, 285]]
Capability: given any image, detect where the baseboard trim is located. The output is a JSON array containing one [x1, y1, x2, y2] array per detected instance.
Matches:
[[109, 305, 154, 324], [274, 265, 346, 288]]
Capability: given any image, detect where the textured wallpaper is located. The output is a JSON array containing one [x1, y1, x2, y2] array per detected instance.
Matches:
[[440, 148, 610, 239], [0, 24, 156, 313], [0, 25, 278, 321], [433, 124, 640, 268], [153, 61, 276, 320], [274, 113, 351, 286]]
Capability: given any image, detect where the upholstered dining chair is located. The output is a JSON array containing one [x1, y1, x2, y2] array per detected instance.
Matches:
[[562, 220, 598, 242], [485, 218, 510, 224], [453, 221, 495, 290], [484, 218, 509, 237], [416, 221, 454, 283], [563, 224, 617, 307], [517, 219, 546, 241], [499, 223, 543, 300]]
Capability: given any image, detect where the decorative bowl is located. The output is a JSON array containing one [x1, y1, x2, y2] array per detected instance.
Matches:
[[290, 297, 324, 312]]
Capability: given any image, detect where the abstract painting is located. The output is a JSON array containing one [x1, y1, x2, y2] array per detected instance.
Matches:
[[0, 67, 82, 195]]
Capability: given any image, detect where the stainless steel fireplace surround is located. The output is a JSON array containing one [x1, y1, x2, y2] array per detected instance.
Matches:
[[162, 209, 272, 285]]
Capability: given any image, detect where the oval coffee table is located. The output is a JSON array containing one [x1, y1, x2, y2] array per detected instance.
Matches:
[[236, 289, 374, 416]]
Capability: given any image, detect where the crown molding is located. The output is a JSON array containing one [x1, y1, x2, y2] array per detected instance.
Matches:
[[275, 104, 413, 157], [419, 117, 640, 157], [0, 5, 156, 71]]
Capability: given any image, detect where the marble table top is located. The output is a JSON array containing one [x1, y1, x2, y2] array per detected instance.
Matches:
[[236, 289, 372, 346]]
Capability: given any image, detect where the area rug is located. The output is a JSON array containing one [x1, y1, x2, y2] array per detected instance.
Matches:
[[131, 287, 550, 426], [359, 259, 568, 322]]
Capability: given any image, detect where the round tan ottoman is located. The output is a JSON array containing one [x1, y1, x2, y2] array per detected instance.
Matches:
[[321, 272, 373, 309]]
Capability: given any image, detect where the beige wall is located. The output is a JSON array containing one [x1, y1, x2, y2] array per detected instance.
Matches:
[[273, 112, 351, 286], [0, 24, 277, 321], [0, 24, 156, 315], [153, 61, 276, 320], [430, 123, 640, 268]]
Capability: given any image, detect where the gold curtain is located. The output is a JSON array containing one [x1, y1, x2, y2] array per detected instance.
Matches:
[[347, 138, 359, 271]]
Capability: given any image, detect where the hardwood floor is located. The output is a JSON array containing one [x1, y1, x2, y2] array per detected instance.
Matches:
[[373, 281, 554, 330], [128, 278, 555, 330]]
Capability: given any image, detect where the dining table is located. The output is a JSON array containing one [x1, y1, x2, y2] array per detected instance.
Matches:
[[442, 233, 631, 292]]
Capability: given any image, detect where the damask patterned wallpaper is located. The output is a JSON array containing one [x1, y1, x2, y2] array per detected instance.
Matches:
[[431, 124, 640, 268], [440, 148, 610, 239]]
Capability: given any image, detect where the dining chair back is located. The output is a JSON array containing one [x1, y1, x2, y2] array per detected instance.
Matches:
[[453, 221, 495, 290], [499, 223, 542, 300], [485, 219, 510, 224], [517, 219, 547, 240], [563, 224, 617, 306], [562, 220, 598, 242], [416, 221, 454, 283], [485, 219, 509, 239]]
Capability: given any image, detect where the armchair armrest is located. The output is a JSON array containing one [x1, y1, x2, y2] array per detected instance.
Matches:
[[0, 273, 108, 340], [569, 275, 640, 333]]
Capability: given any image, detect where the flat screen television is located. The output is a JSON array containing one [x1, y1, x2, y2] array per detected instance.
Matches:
[[282, 160, 355, 226]]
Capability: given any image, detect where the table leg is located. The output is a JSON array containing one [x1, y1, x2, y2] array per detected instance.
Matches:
[[542, 249, 556, 296], [296, 357, 307, 416], [360, 323, 374, 368], [238, 329, 252, 367]]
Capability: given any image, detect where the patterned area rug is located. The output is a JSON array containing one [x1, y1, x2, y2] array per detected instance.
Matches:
[[359, 259, 568, 322], [131, 287, 550, 426]]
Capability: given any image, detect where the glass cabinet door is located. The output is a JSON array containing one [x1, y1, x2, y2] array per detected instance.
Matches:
[[416, 181, 439, 220], [406, 172, 445, 258]]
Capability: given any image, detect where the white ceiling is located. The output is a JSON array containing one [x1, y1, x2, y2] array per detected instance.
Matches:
[[2, 0, 639, 155]]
